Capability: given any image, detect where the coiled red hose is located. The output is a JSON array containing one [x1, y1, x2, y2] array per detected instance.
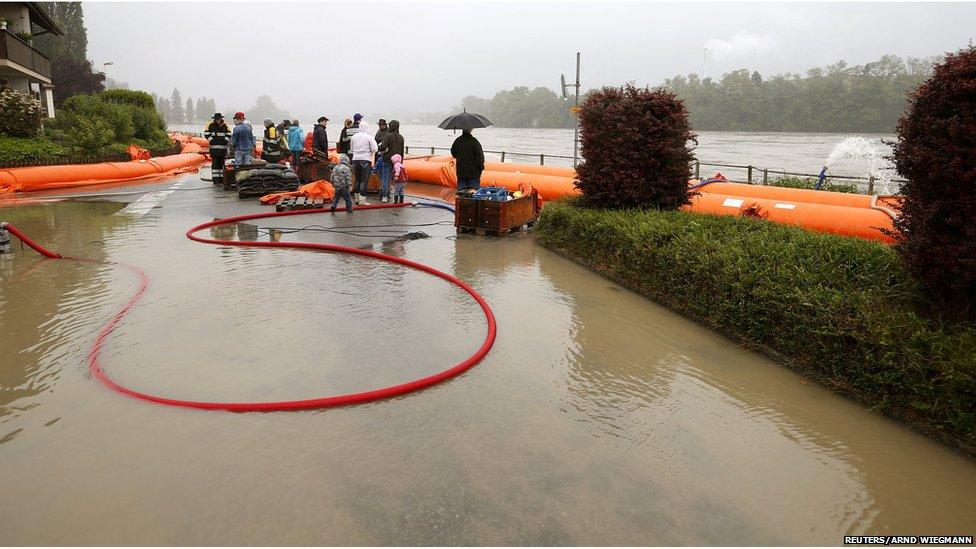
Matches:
[[2, 203, 496, 411]]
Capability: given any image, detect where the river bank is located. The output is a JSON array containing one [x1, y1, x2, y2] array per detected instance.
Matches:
[[536, 199, 976, 456]]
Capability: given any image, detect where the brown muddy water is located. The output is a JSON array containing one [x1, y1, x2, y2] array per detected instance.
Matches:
[[1, 177, 974, 545]]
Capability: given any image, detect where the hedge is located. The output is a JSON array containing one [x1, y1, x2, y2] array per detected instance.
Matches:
[[0, 136, 69, 166], [536, 199, 976, 455]]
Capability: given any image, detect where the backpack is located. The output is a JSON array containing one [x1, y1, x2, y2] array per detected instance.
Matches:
[[394, 164, 409, 183]]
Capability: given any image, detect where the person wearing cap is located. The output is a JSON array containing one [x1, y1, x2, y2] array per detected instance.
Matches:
[[203, 112, 231, 184], [231, 111, 255, 166], [312, 116, 330, 160], [373, 119, 391, 202], [261, 119, 282, 163]]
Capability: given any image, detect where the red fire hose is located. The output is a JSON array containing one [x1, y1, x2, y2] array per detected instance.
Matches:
[[1, 204, 496, 411]]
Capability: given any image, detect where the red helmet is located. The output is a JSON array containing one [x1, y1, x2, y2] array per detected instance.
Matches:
[[234, 111, 245, 119]]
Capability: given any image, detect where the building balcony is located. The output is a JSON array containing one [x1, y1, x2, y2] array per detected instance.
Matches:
[[0, 29, 52, 82]]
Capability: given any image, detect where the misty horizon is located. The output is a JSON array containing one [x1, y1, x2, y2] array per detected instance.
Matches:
[[83, 2, 976, 123]]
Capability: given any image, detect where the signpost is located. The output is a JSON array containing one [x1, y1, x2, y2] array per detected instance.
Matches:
[[561, 52, 581, 168]]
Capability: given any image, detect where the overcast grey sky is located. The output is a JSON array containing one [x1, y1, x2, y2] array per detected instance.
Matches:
[[85, 2, 976, 120]]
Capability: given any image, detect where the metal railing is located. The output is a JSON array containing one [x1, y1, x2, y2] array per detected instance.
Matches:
[[0, 30, 52, 79], [405, 143, 907, 194], [690, 160, 907, 194]]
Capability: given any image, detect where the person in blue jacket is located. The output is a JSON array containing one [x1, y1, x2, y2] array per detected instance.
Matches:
[[230, 111, 255, 166], [287, 118, 304, 166]]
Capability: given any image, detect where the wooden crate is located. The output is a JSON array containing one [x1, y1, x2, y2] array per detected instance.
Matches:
[[456, 191, 538, 237]]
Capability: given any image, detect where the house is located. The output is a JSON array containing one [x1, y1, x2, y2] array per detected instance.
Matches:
[[0, 2, 63, 117]]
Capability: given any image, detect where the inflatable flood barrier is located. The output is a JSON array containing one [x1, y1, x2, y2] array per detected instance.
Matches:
[[402, 156, 900, 243], [0, 139, 205, 194], [684, 192, 895, 243]]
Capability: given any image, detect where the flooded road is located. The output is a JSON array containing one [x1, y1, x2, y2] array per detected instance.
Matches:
[[1, 178, 974, 545]]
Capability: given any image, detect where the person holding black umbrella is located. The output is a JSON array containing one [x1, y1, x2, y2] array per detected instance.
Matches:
[[451, 128, 485, 191], [440, 110, 492, 192]]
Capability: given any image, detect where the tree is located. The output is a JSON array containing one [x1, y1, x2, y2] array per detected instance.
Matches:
[[169, 88, 183, 123], [576, 84, 696, 210], [185, 97, 194, 123], [661, 54, 938, 132], [248, 95, 288, 123], [34, 2, 88, 63], [891, 46, 976, 320], [156, 97, 170, 121], [51, 57, 105, 106], [105, 78, 130, 90]]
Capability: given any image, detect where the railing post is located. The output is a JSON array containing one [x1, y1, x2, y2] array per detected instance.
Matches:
[[747, 166, 753, 184], [868, 176, 875, 194], [540, 154, 545, 166], [405, 146, 409, 154], [695, 160, 700, 179], [500, 151, 506, 163], [430, 146, 435, 155], [763, 169, 768, 185]]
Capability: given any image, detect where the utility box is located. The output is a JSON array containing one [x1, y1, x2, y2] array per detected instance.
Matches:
[[456, 191, 538, 236]]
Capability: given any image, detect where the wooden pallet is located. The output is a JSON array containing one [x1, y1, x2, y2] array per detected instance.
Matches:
[[275, 196, 327, 212], [457, 220, 535, 237]]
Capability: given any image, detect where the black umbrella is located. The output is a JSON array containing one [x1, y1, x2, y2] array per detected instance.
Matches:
[[437, 109, 493, 130]]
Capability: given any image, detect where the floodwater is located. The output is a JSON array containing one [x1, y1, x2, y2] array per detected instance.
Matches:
[[169, 123, 896, 183], [1, 178, 974, 545]]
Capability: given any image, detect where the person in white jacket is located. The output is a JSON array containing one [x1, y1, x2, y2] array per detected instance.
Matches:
[[349, 121, 378, 205]]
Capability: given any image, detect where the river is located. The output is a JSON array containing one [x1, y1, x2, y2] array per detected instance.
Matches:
[[0, 175, 972, 545], [171, 123, 898, 191]]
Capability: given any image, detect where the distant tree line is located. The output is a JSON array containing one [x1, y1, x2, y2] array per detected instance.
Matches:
[[151, 89, 217, 125], [457, 86, 577, 129], [449, 54, 939, 133], [664, 55, 938, 133]]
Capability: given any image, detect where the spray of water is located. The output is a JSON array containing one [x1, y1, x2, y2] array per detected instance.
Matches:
[[824, 137, 897, 194]]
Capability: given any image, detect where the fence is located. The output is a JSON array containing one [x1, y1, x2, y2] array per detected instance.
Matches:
[[404, 144, 907, 194]]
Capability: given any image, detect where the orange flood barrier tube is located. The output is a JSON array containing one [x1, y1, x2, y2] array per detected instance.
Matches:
[[684, 192, 895, 243], [0, 153, 205, 194], [403, 156, 901, 243], [403, 157, 578, 200], [695, 180, 877, 209]]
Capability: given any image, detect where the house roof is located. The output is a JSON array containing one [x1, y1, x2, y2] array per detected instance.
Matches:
[[26, 2, 65, 36]]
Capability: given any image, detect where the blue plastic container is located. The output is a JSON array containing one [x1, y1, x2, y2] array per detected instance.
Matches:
[[472, 186, 509, 202]]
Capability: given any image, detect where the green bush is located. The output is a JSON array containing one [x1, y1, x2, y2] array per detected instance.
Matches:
[[0, 135, 68, 165], [45, 90, 170, 154], [770, 175, 859, 194], [101, 89, 156, 110], [537, 199, 976, 455], [0, 89, 43, 138]]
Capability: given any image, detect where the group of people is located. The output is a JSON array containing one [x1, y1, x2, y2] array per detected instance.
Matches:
[[204, 110, 486, 210], [332, 113, 407, 207]]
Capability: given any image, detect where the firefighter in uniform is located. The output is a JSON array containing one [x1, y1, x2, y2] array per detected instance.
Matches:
[[204, 112, 231, 185], [261, 119, 282, 164]]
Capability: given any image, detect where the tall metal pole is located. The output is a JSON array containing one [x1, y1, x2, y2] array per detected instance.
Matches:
[[573, 51, 580, 168]]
